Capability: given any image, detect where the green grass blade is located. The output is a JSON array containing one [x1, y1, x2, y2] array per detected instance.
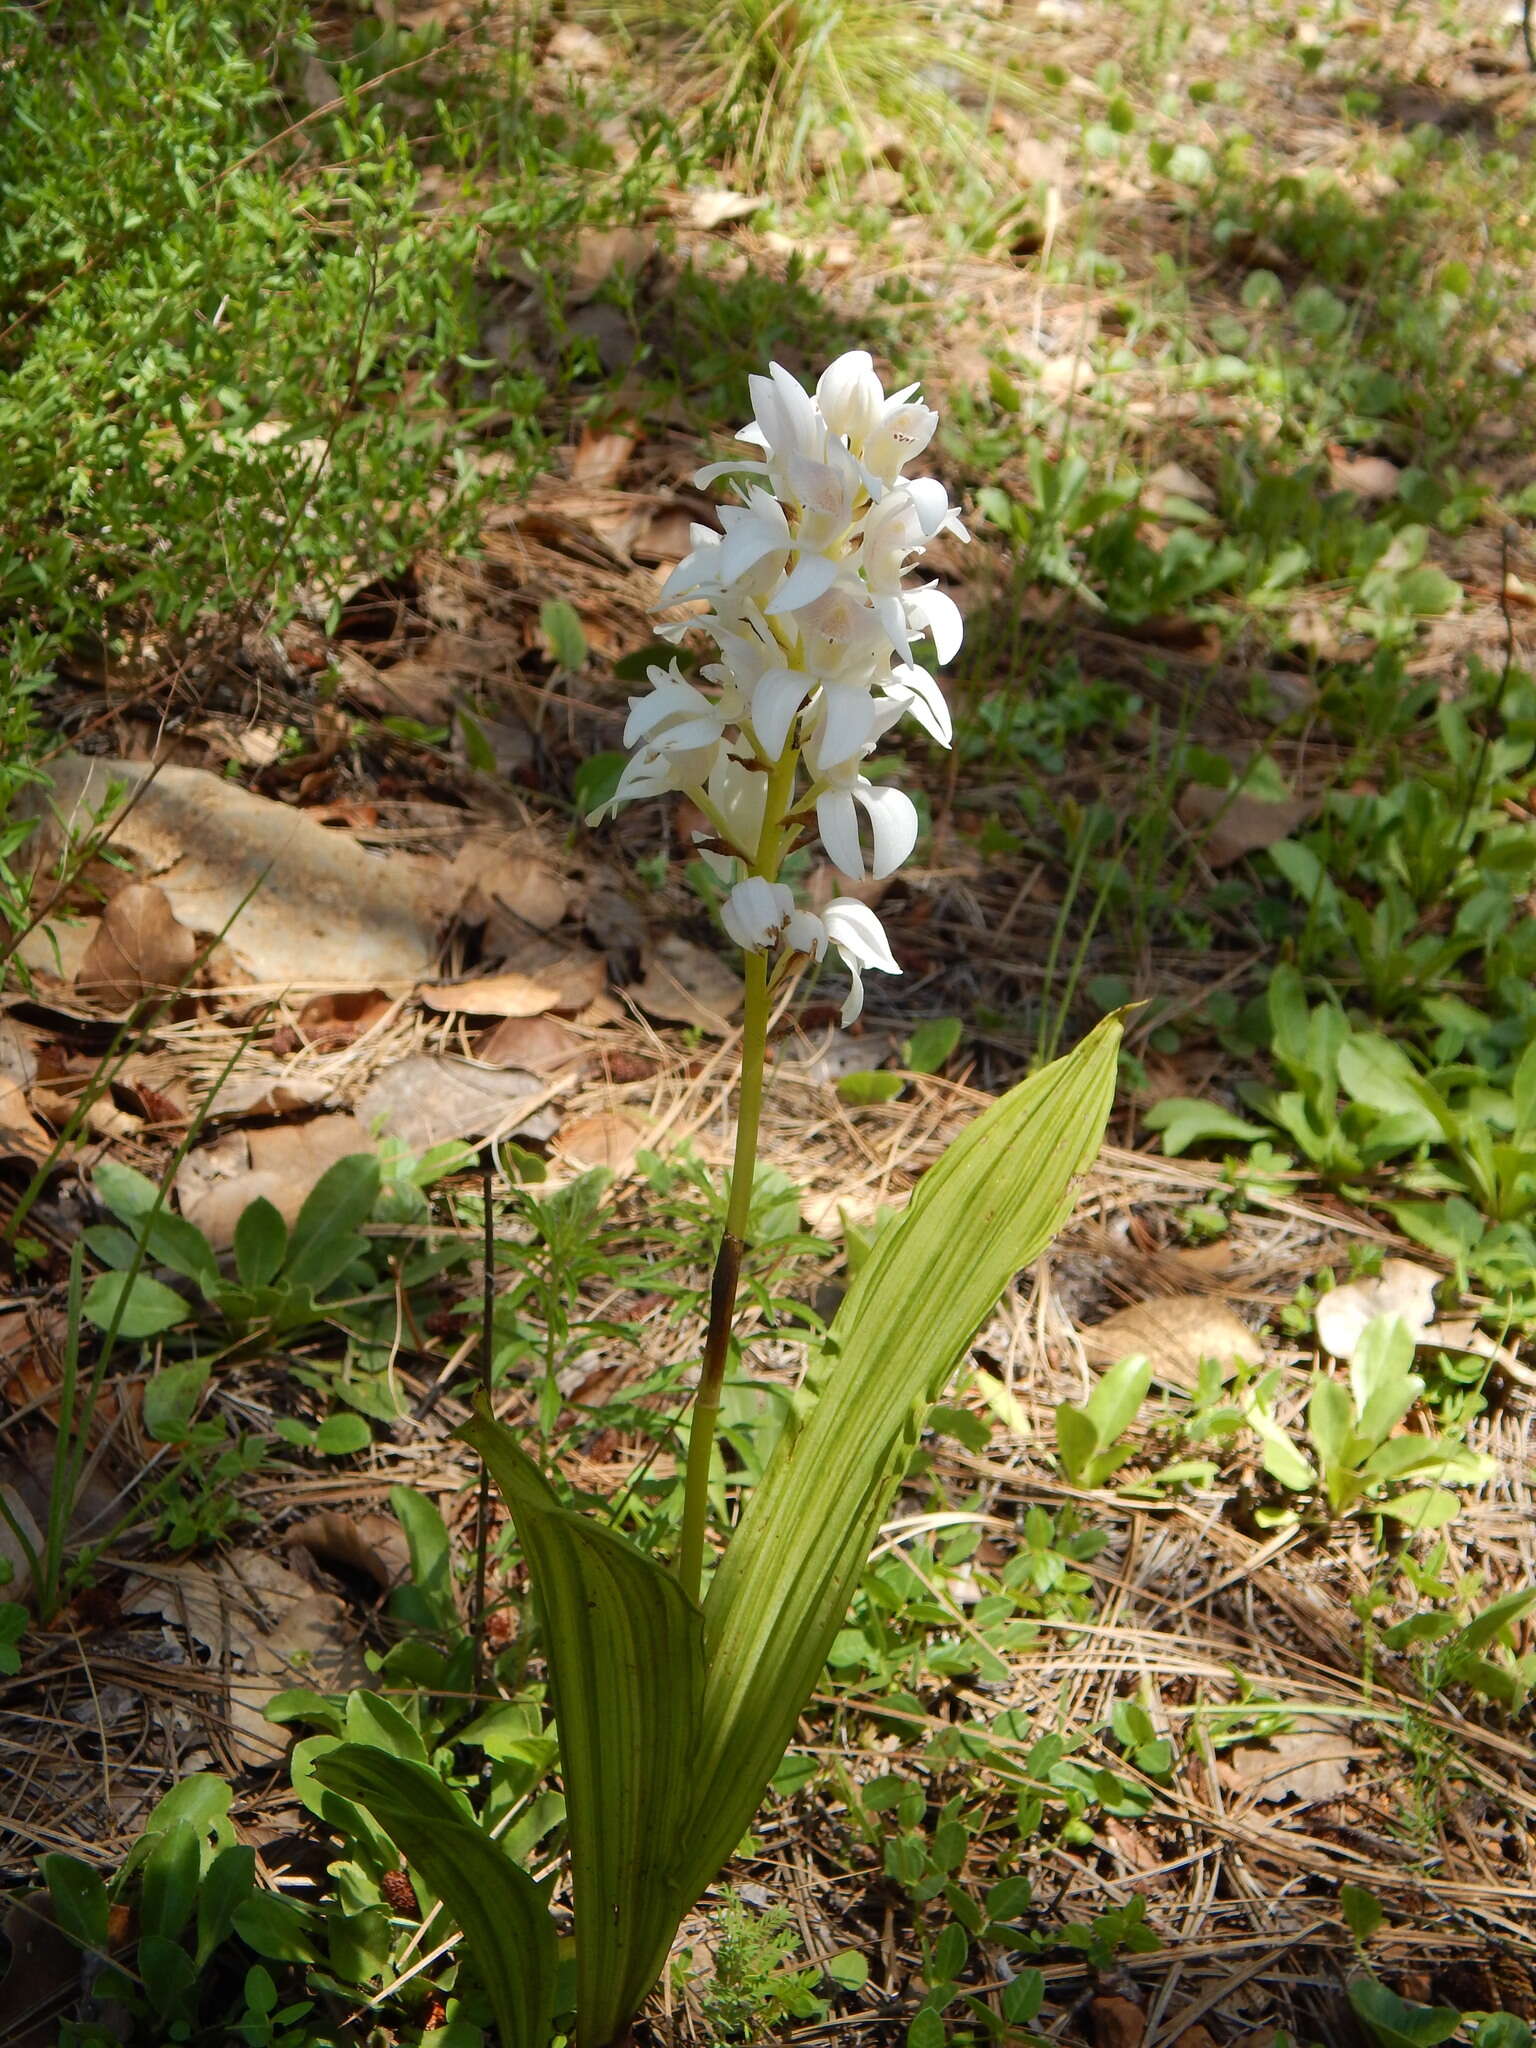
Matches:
[[685, 1014, 1121, 1903], [459, 1411, 706, 2048], [312, 1745, 555, 2048]]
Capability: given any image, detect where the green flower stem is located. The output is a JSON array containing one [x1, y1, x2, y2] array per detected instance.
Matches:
[[676, 745, 799, 1604]]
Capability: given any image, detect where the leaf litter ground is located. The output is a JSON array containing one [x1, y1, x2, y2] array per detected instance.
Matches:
[[4, 1, 1536, 2042]]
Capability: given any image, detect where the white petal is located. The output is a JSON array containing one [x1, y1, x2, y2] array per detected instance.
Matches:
[[839, 959, 866, 1026], [823, 897, 900, 973], [718, 506, 789, 584], [905, 584, 964, 664], [815, 351, 882, 443], [766, 550, 842, 615], [855, 782, 919, 879], [814, 682, 883, 768], [816, 789, 865, 880], [722, 877, 794, 951], [905, 475, 953, 536], [784, 908, 827, 959], [707, 755, 769, 858], [694, 457, 770, 486], [886, 663, 953, 747], [872, 590, 913, 663], [864, 398, 938, 480], [752, 667, 816, 758]]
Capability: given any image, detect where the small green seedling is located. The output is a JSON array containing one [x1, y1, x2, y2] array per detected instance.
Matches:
[[1054, 1353, 1152, 1488]]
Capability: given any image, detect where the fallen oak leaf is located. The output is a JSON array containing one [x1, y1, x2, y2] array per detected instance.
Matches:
[[420, 971, 561, 1019], [75, 881, 198, 1010], [1176, 785, 1311, 866]]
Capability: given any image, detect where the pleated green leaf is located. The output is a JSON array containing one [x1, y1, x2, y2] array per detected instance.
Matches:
[[458, 1414, 706, 2048], [682, 1013, 1120, 1904], [312, 1745, 555, 2048]]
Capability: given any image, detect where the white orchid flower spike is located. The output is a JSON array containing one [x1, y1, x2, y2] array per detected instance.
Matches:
[[592, 349, 965, 1022]]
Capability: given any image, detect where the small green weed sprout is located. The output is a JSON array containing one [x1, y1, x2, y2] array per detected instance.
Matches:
[[691, 1890, 826, 2037]]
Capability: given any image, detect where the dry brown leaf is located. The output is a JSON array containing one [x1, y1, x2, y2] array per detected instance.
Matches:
[[509, 942, 608, 1015], [569, 226, 654, 303], [296, 987, 393, 1048], [478, 1012, 591, 1075], [1285, 607, 1346, 660], [247, 1112, 376, 1185], [628, 933, 742, 1031], [1145, 459, 1216, 509], [552, 1110, 644, 1175], [1177, 784, 1310, 866], [1329, 448, 1402, 499], [452, 840, 571, 935], [123, 1549, 367, 1766], [285, 1509, 410, 1592], [176, 1117, 373, 1244], [1088, 1994, 1146, 2048], [202, 1071, 332, 1118], [856, 165, 904, 209], [546, 21, 611, 72], [0, 1077, 52, 1163], [354, 1054, 555, 1151], [0, 1893, 86, 2048], [333, 641, 457, 721], [682, 188, 763, 230], [1082, 1296, 1263, 1385], [1217, 1718, 1361, 1806], [1170, 2028, 1221, 2048], [75, 881, 198, 1009], [633, 506, 697, 565], [30, 756, 454, 988], [569, 425, 637, 487], [420, 972, 561, 1019], [1314, 1258, 1439, 1358]]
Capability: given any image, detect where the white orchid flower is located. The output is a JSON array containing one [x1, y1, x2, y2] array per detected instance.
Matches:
[[787, 897, 901, 1023], [721, 877, 797, 952], [811, 755, 919, 882], [813, 350, 886, 447]]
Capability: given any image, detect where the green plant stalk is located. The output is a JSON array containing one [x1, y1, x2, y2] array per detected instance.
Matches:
[[676, 743, 798, 1603]]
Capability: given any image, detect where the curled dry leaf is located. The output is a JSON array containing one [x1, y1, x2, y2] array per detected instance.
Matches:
[[285, 1509, 411, 1592], [0, 1076, 51, 1164], [569, 425, 637, 487], [75, 880, 199, 1010], [551, 1111, 644, 1175], [451, 839, 571, 937], [508, 941, 608, 1015], [1314, 1257, 1439, 1359], [1082, 1295, 1264, 1386], [627, 933, 742, 1032], [176, 1116, 373, 1246], [1176, 784, 1311, 866], [681, 188, 763, 230], [123, 1549, 367, 1766], [296, 987, 394, 1048], [354, 1054, 557, 1151], [1328, 448, 1402, 499], [420, 971, 561, 1019], [477, 1012, 592, 1076], [1217, 1718, 1361, 1806]]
